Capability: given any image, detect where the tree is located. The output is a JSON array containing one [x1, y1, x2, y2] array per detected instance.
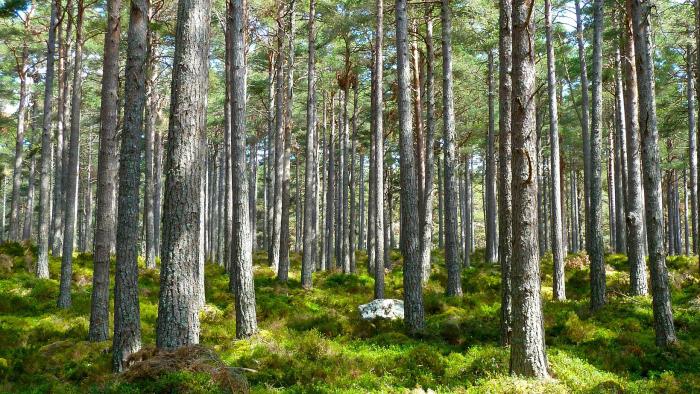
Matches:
[[485, 49, 497, 264], [57, 0, 85, 309], [229, 0, 257, 338], [301, 0, 317, 289], [589, 0, 606, 311], [510, 0, 549, 377], [36, 0, 58, 280], [156, 0, 212, 350], [373, 0, 385, 299], [397, 0, 424, 333], [630, 0, 677, 348], [545, 0, 565, 301], [113, 0, 148, 371], [575, 0, 591, 249], [498, 0, 513, 346]]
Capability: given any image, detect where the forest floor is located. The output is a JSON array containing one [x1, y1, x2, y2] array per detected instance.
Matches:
[[1, 243, 700, 393]]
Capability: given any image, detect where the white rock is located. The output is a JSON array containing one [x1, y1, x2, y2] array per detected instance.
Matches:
[[358, 299, 405, 320]]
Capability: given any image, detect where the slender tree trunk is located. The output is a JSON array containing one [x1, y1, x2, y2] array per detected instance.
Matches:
[[36, 0, 57, 279], [88, 0, 120, 342], [10, 18, 32, 241], [485, 50, 498, 264], [325, 94, 336, 270], [464, 157, 472, 268], [631, 0, 677, 347], [589, 0, 606, 311], [545, 0, 565, 301], [57, 0, 84, 309], [302, 0, 318, 289], [441, 0, 462, 297], [143, 25, 158, 269], [349, 80, 359, 272], [23, 146, 37, 241], [498, 0, 513, 346], [575, 0, 592, 251], [157, 0, 212, 350], [570, 169, 579, 253], [437, 153, 444, 248], [250, 142, 258, 251], [113, 0, 148, 371], [374, 0, 385, 298], [623, 0, 649, 295], [688, 46, 698, 254], [229, 0, 258, 337], [510, 0, 549, 377], [614, 45, 628, 254], [609, 129, 617, 251], [358, 155, 365, 251], [397, 0, 425, 333]]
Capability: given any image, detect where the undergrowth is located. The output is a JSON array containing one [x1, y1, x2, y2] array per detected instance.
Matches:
[[0, 242, 699, 393]]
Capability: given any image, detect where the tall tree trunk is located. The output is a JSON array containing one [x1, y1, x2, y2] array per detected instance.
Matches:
[[301, 0, 318, 289], [57, 0, 84, 309], [23, 119, 37, 241], [349, 80, 359, 272], [614, 45, 628, 254], [575, 0, 592, 251], [229, 0, 258, 337], [623, 0, 649, 296], [464, 157, 472, 268], [441, 0, 463, 298], [545, 0, 565, 302], [631, 0, 677, 347], [88, 0, 120, 342], [157, 0, 212, 350], [36, 0, 58, 279], [269, 0, 286, 274], [265, 50, 275, 254], [143, 25, 159, 269], [688, 45, 698, 255], [510, 0, 549, 377], [358, 154, 365, 251], [485, 50, 498, 264], [437, 153, 444, 248], [325, 94, 336, 270], [10, 12, 33, 241], [397, 0, 425, 333], [498, 0, 513, 346], [589, 0, 606, 311], [113, 0, 148, 371], [249, 141, 258, 251], [278, 3, 295, 282], [374, 0, 385, 299]]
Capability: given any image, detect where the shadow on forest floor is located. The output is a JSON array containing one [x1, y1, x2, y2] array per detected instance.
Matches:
[[0, 242, 699, 392]]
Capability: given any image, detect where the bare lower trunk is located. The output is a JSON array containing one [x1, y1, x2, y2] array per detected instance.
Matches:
[[575, 0, 592, 251], [397, 0, 425, 333], [113, 0, 148, 371], [498, 0, 513, 345], [485, 50, 498, 264], [441, 0, 462, 297], [688, 46, 698, 254], [631, 0, 677, 348], [510, 0, 549, 377], [157, 0, 212, 350], [373, 0, 385, 299]]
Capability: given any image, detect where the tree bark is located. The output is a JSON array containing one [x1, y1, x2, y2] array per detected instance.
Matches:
[[397, 0, 425, 333], [374, 0, 385, 299], [575, 0, 592, 251], [113, 0, 148, 371], [614, 45, 628, 254], [589, 0, 606, 311], [441, 0, 462, 298], [689, 47, 698, 255], [485, 50, 498, 264], [498, 0, 513, 345], [325, 94, 336, 270], [143, 24, 159, 269], [301, 0, 318, 289], [623, 0, 649, 296], [510, 0, 549, 377], [631, 0, 677, 348]]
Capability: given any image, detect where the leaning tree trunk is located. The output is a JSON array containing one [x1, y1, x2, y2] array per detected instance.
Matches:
[[623, 0, 648, 296], [302, 0, 318, 289], [545, 0, 565, 302], [57, 0, 85, 310], [229, 0, 258, 338], [113, 0, 147, 371], [374, 0, 385, 299], [498, 0, 513, 346], [157, 0, 212, 350], [589, 0, 606, 312], [441, 0, 463, 298], [631, 0, 677, 348], [36, 0, 58, 279], [397, 0, 425, 334], [510, 0, 549, 377]]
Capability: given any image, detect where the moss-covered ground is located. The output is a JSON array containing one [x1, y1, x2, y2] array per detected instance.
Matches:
[[1, 242, 700, 393]]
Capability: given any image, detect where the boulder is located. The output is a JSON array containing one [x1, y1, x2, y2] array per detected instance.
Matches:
[[358, 299, 404, 320]]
